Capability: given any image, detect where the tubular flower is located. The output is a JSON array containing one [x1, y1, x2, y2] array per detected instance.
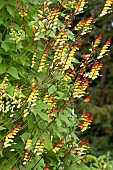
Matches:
[[97, 38, 111, 59], [73, 77, 89, 98], [88, 62, 103, 80], [37, 50, 47, 72], [44, 164, 49, 170], [99, 0, 113, 17], [89, 34, 102, 52], [81, 138, 89, 145], [52, 138, 65, 153], [78, 110, 93, 132], [25, 136, 32, 150], [84, 95, 91, 102], [3, 124, 22, 148], [23, 84, 38, 117], [33, 138, 45, 155], [82, 54, 91, 61], [70, 146, 76, 153]]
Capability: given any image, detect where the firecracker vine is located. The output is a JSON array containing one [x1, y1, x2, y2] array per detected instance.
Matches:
[[0, 0, 112, 169]]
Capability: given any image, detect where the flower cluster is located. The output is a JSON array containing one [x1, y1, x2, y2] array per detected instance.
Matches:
[[52, 138, 65, 153], [43, 92, 57, 117], [53, 42, 69, 70], [63, 43, 79, 71], [63, 68, 76, 81], [17, 5, 28, 18], [63, 14, 72, 27], [25, 136, 32, 150], [89, 34, 102, 52], [74, 0, 86, 15], [97, 38, 111, 59], [37, 50, 47, 72], [47, 7, 59, 29], [73, 77, 89, 98], [62, 0, 86, 15], [0, 73, 9, 113], [74, 16, 94, 35], [99, 0, 113, 17], [76, 138, 89, 157], [78, 110, 93, 132], [65, 137, 89, 160], [11, 22, 25, 43], [23, 149, 31, 165], [88, 62, 103, 80], [33, 138, 45, 155], [3, 124, 22, 148], [23, 84, 38, 117], [22, 136, 32, 165], [34, 2, 59, 40], [54, 28, 68, 47], [31, 49, 37, 68]]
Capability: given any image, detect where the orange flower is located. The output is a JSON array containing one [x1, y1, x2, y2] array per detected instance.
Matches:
[[84, 95, 91, 102]]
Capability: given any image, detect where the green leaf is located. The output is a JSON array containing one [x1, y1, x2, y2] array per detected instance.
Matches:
[[0, 2, 4, 10], [1, 41, 9, 52], [49, 31, 56, 38], [48, 85, 57, 95], [73, 58, 80, 64], [55, 72, 64, 80], [0, 126, 6, 131], [32, 100, 51, 120], [59, 114, 70, 125], [8, 66, 19, 79], [35, 100, 51, 110], [67, 30, 75, 40], [42, 132, 53, 150], [65, 163, 90, 170], [0, 64, 6, 74], [21, 132, 31, 141], [6, 5, 14, 16], [56, 91, 64, 99], [38, 33, 45, 39], [0, 33, 2, 40], [32, 110, 49, 121], [0, 56, 2, 63]]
